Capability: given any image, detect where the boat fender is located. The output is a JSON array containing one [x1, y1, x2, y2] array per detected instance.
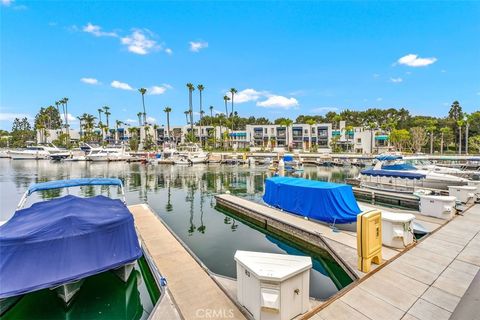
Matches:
[[160, 277, 168, 287]]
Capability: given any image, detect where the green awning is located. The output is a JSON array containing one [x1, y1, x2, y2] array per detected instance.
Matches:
[[375, 135, 389, 141]]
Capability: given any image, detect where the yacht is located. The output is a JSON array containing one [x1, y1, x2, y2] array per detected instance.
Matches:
[[87, 146, 131, 162], [156, 146, 179, 164], [365, 155, 468, 190], [177, 143, 208, 164], [9, 144, 65, 160]]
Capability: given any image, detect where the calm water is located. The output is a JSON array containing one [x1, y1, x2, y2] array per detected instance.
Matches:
[[0, 159, 360, 301]]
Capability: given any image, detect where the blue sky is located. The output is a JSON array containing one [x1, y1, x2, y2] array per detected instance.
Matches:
[[1, 1, 479, 130]]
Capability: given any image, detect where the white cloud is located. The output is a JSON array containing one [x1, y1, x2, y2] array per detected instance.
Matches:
[[163, 83, 173, 89], [397, 54, 437, 67], [373, 73, 380, 78], [146, 116, 156, 123], [121, 29, 158, 55], [227, 88, 265, 104], [376, 97, 383, 101], [257, 96, 299, 109], [83, 23, 117, 37], [477, 92, 480, 96], [310, 107, 339, 114], [66, 113, 78, 122], [80, 77, 99, 85], [165, 48, 173, 55], [125, 119, 137, 124], [441, 69, 447, 73], [390, 77, 403, 83], [0, 112, 31, 121], [1, 0, 13, 6], [405, 71, 412, 75], [111, 80, 133, 90], [149, 85, 168, 95], [189, 41, 208, 52]]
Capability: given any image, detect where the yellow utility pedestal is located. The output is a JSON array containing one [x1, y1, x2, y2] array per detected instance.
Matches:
[[357, 210, 382, 273]]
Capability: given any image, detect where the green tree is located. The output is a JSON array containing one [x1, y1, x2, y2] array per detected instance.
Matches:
[[197, 84, 205, 145], [164, 106, 172, 139], [468, 135, 480, 154], [138, 88, 147, 125], [229, 88, 238, 130], [409, 127, 428, 153], [439, 127, 453, 154], [11, 117, 35, 148], [389, 129, 410, 152], [186, 83, 195, 134], [425, 119, 438, 154]]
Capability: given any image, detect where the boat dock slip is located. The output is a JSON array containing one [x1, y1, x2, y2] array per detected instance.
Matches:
[[215, 194, 446, 280], [308, 203, 480, 320], [128, 204, 246, 320]]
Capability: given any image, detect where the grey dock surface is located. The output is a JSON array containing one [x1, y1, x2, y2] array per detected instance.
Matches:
[[215, 194, 444, 279], [309, 203, 480, 320], [129, 204, 247, 320]]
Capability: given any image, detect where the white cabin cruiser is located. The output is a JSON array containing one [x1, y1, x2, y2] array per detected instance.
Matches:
[[177, 143, 208, 164], [87, 146, 131, 162], [369, 155, 468, 190], [9, 144, 65, 160]]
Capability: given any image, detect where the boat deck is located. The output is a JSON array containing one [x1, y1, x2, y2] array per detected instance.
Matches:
[[308, 203, 480, 320], [215, 194, 445, 279], [128, 204, 246, 320]]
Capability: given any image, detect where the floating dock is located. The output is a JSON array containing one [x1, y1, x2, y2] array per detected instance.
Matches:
[[215, 194, 445, 279], [307, 203, 480, 320], [128, 204, 247, 320]]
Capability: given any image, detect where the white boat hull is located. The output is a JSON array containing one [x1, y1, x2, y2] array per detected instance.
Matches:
[[9, 151, 49, 160]]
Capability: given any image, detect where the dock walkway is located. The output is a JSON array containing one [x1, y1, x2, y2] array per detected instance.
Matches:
[[129, 204, 246, 320], [309, 203, 480, 320], [215, 194, 444, 278]]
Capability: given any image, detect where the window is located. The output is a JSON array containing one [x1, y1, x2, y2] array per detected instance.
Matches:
[[264, 128, 267, 134], [304, 129, 308, 134], [357, 138, 361, 143]]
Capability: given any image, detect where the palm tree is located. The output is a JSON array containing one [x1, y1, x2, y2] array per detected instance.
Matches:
[[457, 119, 464, 154], [223, 95, 230, 117], [306, 119, 316, 151], [164, 107, 172, 139], [63, 97, 69, 135], [97, 108, 103, 126], [137, 112, 143, 126], [55, 101, 62, 133], [281, 119, 293, 150], [440, 127, 449, 154], [103, 106, 111, 128], [426, 120, 437, 154], [184, 110, 190, 125], [138, 88, 147, 125], [115, 120, 123, 143], [345, 125, 354, 152], [77, 116, 83, 139], [465, 113, 472, 154], [209, 105, 214, 124], [186, 83, 195, 135], [197, 84, 205, 144], [229, 88, 237, 130]]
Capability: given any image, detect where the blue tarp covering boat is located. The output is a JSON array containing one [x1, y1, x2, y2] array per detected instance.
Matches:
[[376, 155, 402, 161], [0, 195, 142, 299], [27, 178, 123, 195], [382, 163, 417, 171], [361, 169, 426, 180], [263, 177, 361, 224]]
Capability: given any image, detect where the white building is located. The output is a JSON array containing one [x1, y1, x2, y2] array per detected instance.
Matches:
[[245, 123, 332, 152]]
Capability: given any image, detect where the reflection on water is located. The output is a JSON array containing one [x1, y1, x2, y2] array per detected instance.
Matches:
[[2, 257, 158, 320], [0, 159, 360, 300]]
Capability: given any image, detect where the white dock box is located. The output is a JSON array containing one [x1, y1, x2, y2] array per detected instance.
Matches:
[[234, 251, 312, 320], [418, 194, 457, 220], [448, 185, 477, 203], [381, 212, 415, 248], [467, 180, 480, 193]]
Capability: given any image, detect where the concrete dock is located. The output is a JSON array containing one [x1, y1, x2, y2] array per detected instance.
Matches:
[[307, 203, 480, 320], [215, 194, 444, 279], [129, 204, 247, 320]]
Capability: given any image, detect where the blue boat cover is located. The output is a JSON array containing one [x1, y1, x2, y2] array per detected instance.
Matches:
[[283, 155, 294, 162], [0, 195, 142, 298], [376, 155, 402, 161], [382, 163, 417, 171], [263, 177, 361, 224], [27, 178, 123, 195], [361, 169, 426, 180]]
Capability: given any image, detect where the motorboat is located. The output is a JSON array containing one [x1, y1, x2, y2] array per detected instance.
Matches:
[[263, 177, 361, 230], [156, 147, 179, 164], [177, 143, 208, 164], [87, 146, 131, 162], [9, 144, 65, 160], [173, 155, 190, 165], [0, 178, 142, 309], [371, 155, 468, 190]]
